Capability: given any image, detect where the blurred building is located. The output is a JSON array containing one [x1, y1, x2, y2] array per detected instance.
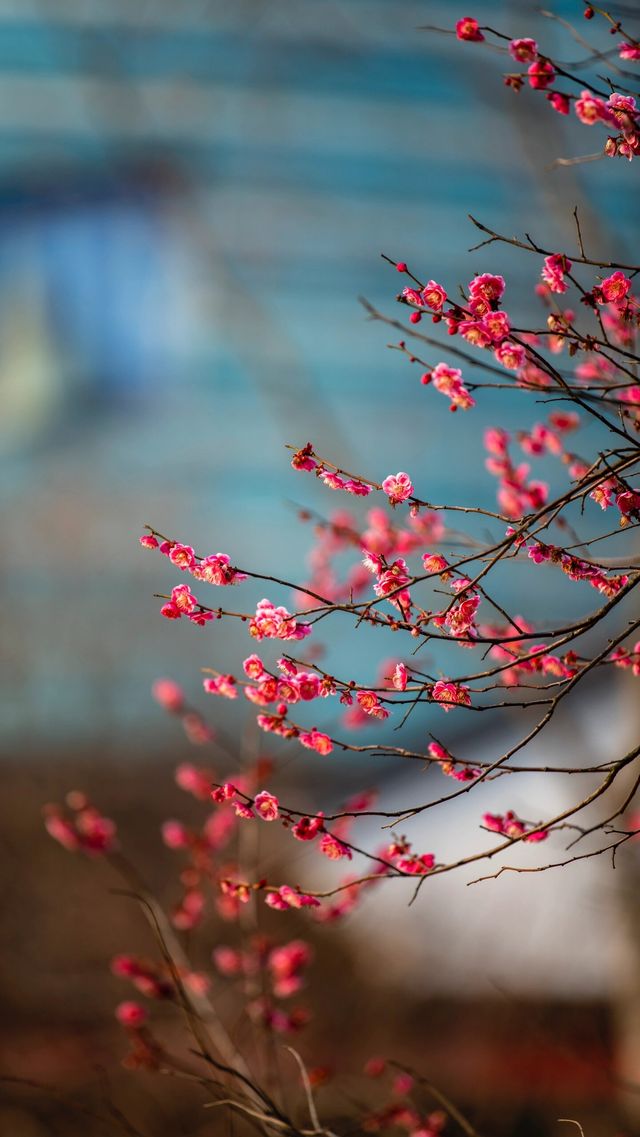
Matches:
[[1, 0, 636, 753]]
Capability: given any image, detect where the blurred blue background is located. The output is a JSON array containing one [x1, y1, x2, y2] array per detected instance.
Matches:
[[1, 0, 637, 751]]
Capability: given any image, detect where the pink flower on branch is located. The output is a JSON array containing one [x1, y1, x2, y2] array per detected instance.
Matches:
[[431, 680, 471, 711], [455, 17, 484, 42], [254, 791, 280, 821], [382, 472, 414, 506]]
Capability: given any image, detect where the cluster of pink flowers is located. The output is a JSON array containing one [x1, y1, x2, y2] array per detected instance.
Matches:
[[112, 954, 179, 1001], [249, 598, 312, 642], [589, 478, 640, 521], [432, 577, 481, 642], [386, 836, 436, 876], [431, 679, 471, 711], [294, 495, 446, 609], [140, 534, 247, 587], [365, 551, 413, 615], [43, 793, 117, 856], [423, 362, 476, 412], [517, 412, 579, 458], [455, 15, 640, 159], [541, 253, 572, 294], [214, 936, 311, 997], [320, 470, 374, 496], [481, 614, 578, 688], [355, 689, 390, 720], [527, 541, 629, 599], [363, 1058, 446, 1136], [484, 427, 548, 518], [203, 673, 237, 698], [213, 936, 313, 1031], [427, 741, 481, 782], [402, 280, 448, 313], [610, 642, 640, 676], [264, 885, 321, 912], [403, 268, 527, 388], [160, 583, 213, 625], [482, 810, 549, 843]]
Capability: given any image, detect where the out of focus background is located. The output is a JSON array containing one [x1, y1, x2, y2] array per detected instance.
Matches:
[[1, 1, 639, 1134]]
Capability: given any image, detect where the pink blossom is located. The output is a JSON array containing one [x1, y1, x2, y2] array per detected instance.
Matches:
[[265, 892, 290, 911], [482, 810, 548, 842], [598, 271, 632, 304], [203, 674, 237, 699], [276, 885, 321, 910], [175, 763, 213, 800], [160, 601, 181, 620], [277, 678, 301, 704], [319, 833, 352, 860], [431, 362, 476, 410], [391, 662, 408, 691], [362, 549, 384, 575], [356, 690, 390, 720], [541, 254, 572, 294], [292, 814, 324, 841], [528, 59, 555, 90], [382, 472, 414, 506], [234, 802, 255, 820], [161, 820, 190, 849], [250, 598, 312, 642], [299, 729, 333, 755], [187, 609, 214, 627], [422, 553, 449, 574], [458, 319, 492, 348], [455, 17, 484, 42], [468, 273, 505, 313], [194, 552, 246, 586], [168, 543, 196, 571], [402, 286, 425, 308], [549, 411, 580, 432], [608, 93, 637, 124], [620, 43, 640, 61], [139, 534, 159, 549], [213, 946, 243, 976], [509, 38, 538, 63], [211, 781, 237, 803], [616, 490, 640, 516], [344, 479, 373, 496], [484, 427, 510, 456], [431, 680, 471, 711], [116, 1001, 148, 1028], [243, 654, 265, 679], [152, 678, 184, 713], [291, 442, 316, 471], [296, 672, 322, 701], [547, 91, 570, 116], [393, 1072, 416, 1096], [575, 90, 612, 125], [482, 310, 511, 342], [421, 280, 447, 310], [43, 798, 117, 856], [396, 852, 435, 875], [254, 790, 279, 821], [173, 583, 199, 613], [321, 471, 347, 491]]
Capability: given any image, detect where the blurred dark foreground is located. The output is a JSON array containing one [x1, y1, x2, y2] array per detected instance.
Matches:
[[0, 751, 635, 1137]]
